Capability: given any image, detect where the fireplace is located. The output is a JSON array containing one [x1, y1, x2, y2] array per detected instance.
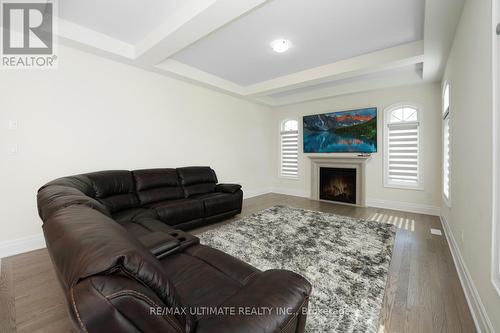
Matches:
[[309, 155, 369, 206], [319, 167, 357, 204]]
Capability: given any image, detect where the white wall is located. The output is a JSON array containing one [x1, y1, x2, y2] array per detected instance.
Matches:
[[271, 83, 442, 213], [0, 45, 273, 251], [441, 0, 500, 331]]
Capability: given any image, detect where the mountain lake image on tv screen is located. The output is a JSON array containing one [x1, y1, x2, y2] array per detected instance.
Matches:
[[303, 107, 377, 153]]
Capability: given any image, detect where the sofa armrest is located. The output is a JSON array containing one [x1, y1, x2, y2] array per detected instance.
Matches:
[[196, 269, 311, 333], [215, 183, 242, 193], [138, 232, 180, 259]]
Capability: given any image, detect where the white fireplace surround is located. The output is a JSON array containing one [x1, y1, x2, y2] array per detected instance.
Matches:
[[308, 154, 371, 207]]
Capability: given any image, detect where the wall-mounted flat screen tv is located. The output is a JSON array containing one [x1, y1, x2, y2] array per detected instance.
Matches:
[[303, 107, 377, 153]]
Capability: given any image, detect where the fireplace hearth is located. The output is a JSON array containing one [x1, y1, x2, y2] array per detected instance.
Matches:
[[319, 167, 357, 204]]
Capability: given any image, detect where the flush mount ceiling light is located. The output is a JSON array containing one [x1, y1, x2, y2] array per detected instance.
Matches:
[[270, 39, 291, 53]]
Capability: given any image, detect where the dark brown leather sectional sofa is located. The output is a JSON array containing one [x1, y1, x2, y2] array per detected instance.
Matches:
[[37, 167, 312, 333]]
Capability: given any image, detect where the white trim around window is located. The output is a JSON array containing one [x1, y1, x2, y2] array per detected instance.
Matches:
[[491, 0, 500, 296], [383, 103, 424, 190]]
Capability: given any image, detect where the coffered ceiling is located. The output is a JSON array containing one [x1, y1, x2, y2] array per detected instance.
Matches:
[[172, 0, 425, 86], [55, 0, 465, 106]]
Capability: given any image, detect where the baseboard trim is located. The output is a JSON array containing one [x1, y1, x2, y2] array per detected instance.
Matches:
[[440, 215, 494, 333], [366, 198, 441, 216], [244, 188, 272, 199], [271, 187, 309, 198], [0, 233, 46, 258], [268, 190, 441, 216]]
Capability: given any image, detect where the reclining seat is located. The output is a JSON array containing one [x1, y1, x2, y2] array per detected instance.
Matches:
[[158, 244, 311, 333], [85, 171, 159, 237], [177, 167, 243, 226], [142, 168, 206, 230], [141, 167, 243, 231]]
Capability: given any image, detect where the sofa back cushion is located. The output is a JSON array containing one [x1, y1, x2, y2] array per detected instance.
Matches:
[[133, 169, 184, 205], [43, 205, 195, 332], [37, 184, 110, 221], [86, 171, 139, 213], [177, 167, 218, 197]]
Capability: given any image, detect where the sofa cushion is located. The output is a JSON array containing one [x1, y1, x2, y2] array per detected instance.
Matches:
[[159, 245, 259, 315], [195, 270, 311, 333], [135, 217, 178, 234], [85, 171, 139, 213], [183, 245, 259, 286], [116, 217, 181, 239], [112, 207, 158, 223], [133, 169, 184, 205], [37, 184, 110, 221], [192, 192, 242, 216], [162, 252, 241, 316], [118, 221, 152, 238], [39, 174, 95, 197], [149, 199, 204, 226], [177, 167, 217, 197]]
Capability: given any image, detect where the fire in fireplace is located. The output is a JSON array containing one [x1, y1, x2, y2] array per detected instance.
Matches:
[[319, 167, 356, 204]]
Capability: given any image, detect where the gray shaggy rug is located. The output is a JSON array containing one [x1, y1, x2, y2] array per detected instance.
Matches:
[[198, 205, 396, 333]]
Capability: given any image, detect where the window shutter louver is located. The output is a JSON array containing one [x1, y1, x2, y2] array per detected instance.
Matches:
[[387, 122, 420, 184], [281, 130, 298, 177], [443, 117, 450, 199]]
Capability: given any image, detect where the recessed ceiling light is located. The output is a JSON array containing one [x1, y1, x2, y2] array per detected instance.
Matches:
[[271, 39, 291, 53]]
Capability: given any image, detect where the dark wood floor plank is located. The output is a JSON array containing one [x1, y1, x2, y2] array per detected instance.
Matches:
[[0, 258, 17, 333], [1, 193, 476, 333], [381, 229, 412, 333]]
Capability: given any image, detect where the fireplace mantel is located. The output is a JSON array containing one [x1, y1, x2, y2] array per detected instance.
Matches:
[[307, 154, 372, 162], [307, 154, 371, 206]]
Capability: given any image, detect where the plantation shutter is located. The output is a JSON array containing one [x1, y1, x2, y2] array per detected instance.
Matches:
[[281, 129, 299, 177], [443, 117, 450, 198], [442, 82, 451, 202], [387, 122, 419, 185]]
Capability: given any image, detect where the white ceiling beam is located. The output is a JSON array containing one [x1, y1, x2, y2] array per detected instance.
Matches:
[[156, 59, 245, 94], [135, 0, 269, 66], [422, 0, 465, 81], [57, 19, 135, 59], [268, 66, 424, 106], [243, 40, 424, 97], [251, 96, 277, 106]]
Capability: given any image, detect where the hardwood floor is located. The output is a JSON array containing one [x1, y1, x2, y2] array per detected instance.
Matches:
[[0, 193, 476, 332]]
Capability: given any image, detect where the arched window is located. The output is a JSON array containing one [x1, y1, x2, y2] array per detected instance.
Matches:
[[384, 104, 422, 189], [443, 83, 450, 115], [280, 119, 299, 177], [442, 82, 451, 204]]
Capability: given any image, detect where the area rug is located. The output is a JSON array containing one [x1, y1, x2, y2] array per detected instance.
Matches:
[[198, 205, 396, 333]]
